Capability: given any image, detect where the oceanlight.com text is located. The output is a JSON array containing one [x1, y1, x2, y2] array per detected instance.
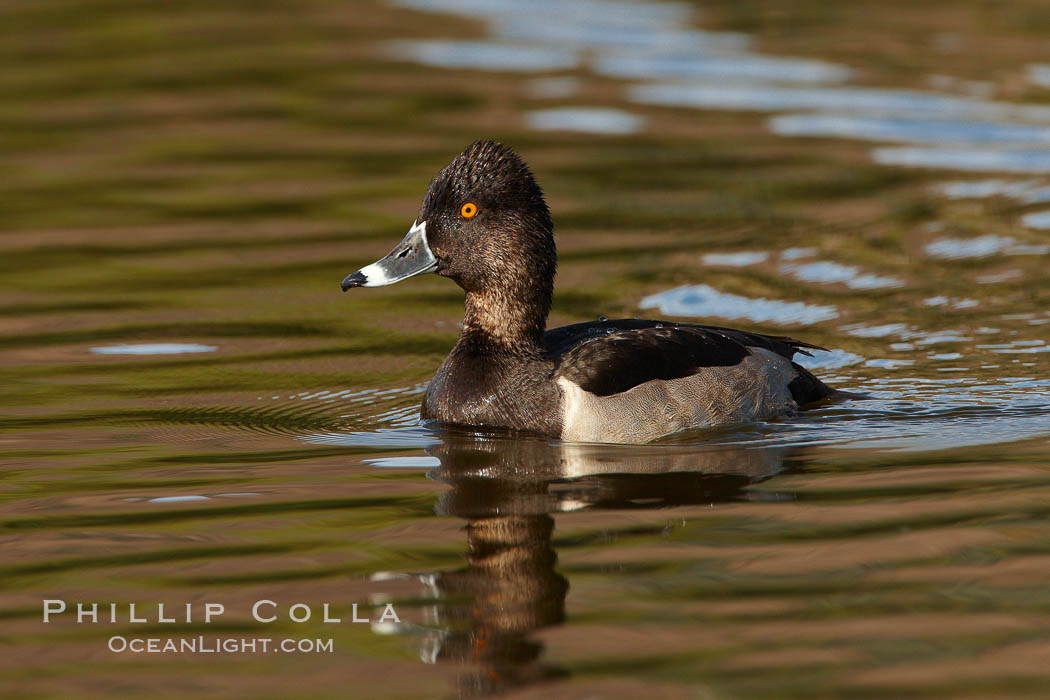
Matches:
[[107, 636, 335, 654]]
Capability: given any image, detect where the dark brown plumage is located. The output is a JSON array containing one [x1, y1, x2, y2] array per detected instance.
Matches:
[[341, 140, 837, 441]]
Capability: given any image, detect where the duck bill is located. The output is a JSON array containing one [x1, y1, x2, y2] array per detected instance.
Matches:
[[341, 221, 438, 291]]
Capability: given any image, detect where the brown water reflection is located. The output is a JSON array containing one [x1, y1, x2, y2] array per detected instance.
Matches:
[[373, 435, 792, 696], [355, 432, 1050, 698]]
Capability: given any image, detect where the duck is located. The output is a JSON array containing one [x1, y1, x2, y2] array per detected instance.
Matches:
[[341, 140, 836, 443]]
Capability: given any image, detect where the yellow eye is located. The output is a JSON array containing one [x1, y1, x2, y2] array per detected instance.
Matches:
[[460, 202, 478, 219]]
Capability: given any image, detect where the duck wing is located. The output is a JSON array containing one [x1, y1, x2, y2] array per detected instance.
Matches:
[[545, 319, 831, 404]]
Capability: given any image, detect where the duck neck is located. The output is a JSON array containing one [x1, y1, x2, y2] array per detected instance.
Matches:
[[461, 277, 551, 354]]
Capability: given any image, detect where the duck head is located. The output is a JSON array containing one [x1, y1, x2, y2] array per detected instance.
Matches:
[[341, 141, 556, 310]]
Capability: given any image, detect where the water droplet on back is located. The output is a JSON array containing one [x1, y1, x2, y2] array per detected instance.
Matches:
[[598, 315, 608, 322]]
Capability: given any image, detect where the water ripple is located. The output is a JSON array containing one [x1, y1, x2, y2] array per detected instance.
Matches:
[[639, 284, 838, 325]]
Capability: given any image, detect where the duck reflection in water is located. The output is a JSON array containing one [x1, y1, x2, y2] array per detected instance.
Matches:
[[370, 434, 796, 697]]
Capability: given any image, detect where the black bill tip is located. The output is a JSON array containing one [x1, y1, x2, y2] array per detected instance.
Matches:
[[340, 271, 367, 291]]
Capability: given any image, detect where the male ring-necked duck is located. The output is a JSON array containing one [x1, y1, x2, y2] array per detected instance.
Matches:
[[341, 140, 836, 443]]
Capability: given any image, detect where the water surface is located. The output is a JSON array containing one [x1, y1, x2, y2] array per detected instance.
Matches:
[[4, 0, 1050, 697]]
